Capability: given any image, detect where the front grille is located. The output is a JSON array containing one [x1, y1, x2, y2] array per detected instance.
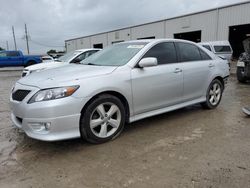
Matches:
[[12, 90, 31, 102]]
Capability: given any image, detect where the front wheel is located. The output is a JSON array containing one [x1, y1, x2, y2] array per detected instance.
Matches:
[[201, 79, 223, 109], [80, 94, 125, 144]]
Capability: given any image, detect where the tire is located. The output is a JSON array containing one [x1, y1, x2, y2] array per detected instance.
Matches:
[[201, 79, 223, 109], [80, 94, 125, 144], [24, 61, 35, 68], [237, 67, 247, 83]]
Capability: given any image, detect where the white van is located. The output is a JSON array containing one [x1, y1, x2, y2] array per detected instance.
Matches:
[[199, 41, 233, 61]]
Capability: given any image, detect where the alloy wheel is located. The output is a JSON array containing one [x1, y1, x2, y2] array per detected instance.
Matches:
[[209, 83, 222, 106], [90, 102, 121, 138]]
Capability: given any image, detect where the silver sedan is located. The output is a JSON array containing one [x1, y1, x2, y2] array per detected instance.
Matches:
[[10, 39, 230, 143]]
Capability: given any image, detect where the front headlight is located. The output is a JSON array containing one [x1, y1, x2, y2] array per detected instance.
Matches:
[[28, 86, 79, 104]]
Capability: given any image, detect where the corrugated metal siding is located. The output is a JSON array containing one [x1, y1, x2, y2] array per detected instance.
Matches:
[[165, 10, 218, 41], [218, 3, 250, 40], [65, 2, 250, 51], [107, 28, 131, 45], [131, 21, 165, 40]]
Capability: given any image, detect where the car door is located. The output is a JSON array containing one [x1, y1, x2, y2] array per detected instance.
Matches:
[[0, 51, 8, 67], [176, 42, 214, 101], [131, 42, 183, 115], [6, 51, 23, 66]]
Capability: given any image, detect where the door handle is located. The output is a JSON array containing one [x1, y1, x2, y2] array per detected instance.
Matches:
[[208, 63, 215, 68], [174, 68, 182, 73]]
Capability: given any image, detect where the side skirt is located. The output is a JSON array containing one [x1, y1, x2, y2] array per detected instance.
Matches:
[[129, 97, 206, 123]]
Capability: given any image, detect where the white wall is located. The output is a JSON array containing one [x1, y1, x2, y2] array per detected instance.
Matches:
[[90, 33, 108, 48], [165, 10, 218, 42], [107, 28, 131, 45], [131, 21, 165, 40], [65, 2, 250, 51]]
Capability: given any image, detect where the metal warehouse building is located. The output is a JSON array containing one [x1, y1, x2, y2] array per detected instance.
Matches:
[[65, 1, 250, 58]]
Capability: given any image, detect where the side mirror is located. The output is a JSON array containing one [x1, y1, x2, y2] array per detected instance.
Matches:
[[138, 57, 158, 68]]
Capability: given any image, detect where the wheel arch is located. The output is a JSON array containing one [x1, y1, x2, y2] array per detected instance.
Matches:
[[213, 76, 225, 90], [80, 91, 130, 123]]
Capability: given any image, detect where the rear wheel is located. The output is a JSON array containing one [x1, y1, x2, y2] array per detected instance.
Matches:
[[237, 67, 247, 83], [80, 94, 125, 144], [201, 79, 223, 109]]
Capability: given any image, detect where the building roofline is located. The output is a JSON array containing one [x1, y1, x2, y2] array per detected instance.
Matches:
[[65, 0, 250, 42]]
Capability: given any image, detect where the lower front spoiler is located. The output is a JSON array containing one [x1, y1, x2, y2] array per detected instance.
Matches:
[[11, 112, 81, 141]]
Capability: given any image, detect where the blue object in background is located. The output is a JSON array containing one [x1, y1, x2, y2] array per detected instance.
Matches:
[[0, 51, 42, 67]]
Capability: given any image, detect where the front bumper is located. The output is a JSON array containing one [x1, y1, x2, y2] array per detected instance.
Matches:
[[10, 82, 90, 141]]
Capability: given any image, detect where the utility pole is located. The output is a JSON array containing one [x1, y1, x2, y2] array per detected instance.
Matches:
[[12, 26, 17, 50], [25, 23, 30, 54], [6, 41, 9, 50]]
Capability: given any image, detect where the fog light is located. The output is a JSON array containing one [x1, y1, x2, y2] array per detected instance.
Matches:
[[29, 122, 51, 132]]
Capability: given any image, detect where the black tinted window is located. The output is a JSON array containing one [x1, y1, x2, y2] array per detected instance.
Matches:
[[214, 45, 231, 53], [143, 42, 177, 65], [7, 51, 20, 57], [177, 42, 202, 62], [202, 45, 212, 51], [199, 49, 212, 60]]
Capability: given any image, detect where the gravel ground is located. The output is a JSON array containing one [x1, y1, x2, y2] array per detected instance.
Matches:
[[0, 69, 249, 188]]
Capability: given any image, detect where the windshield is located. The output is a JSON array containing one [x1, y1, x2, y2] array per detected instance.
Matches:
[[80, 42, 148, 66], [58, 51, 81, 62]]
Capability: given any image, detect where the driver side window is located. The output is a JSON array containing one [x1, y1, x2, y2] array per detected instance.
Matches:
[[143, 42, 178, 65]]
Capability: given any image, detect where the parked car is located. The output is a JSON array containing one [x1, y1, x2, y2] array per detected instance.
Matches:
[[0, 50, 42, 67], [10, 39, 229, 143], [41, 55, 54, 63], [236, 38, 250, 83], [199, 41, 233, 62], [22, 49, 100, 77]]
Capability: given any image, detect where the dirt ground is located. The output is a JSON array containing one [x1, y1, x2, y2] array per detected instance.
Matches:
[[0, 69, 249, 188]]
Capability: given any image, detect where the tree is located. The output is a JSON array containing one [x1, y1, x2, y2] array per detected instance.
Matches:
[[0, 47, 4, 51], [47, 49, 57, 55]]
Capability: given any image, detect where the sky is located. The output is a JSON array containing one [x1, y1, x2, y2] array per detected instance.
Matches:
[[0, 0, 246, 54]]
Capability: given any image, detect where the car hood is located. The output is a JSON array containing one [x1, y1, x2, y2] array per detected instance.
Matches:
[[25, 61, 66, 71], [18, 64, 117, 88]]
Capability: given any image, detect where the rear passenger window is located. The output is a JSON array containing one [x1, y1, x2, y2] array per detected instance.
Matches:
[[143, 42, 177, 65], [7, 51, 20, 57], [177, 42, 202, 62], [199, 49, 212, 60], [214, 46, 232, 53]]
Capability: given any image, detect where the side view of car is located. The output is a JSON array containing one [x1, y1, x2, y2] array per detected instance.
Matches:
[[199, 41, 233, 62], [0, 50, 42, 67], [22, 48, 100, 77], [10, 39, 230, 144]]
